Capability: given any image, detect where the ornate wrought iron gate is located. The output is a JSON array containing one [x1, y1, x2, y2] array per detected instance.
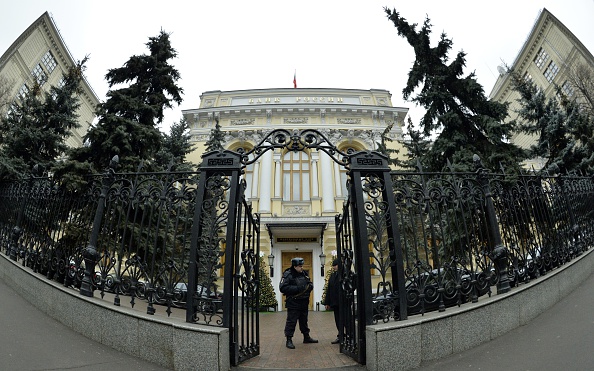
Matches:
[[187, 150, 261, 365], [189, 130, 405, 366], [335, 151, 407, 364]]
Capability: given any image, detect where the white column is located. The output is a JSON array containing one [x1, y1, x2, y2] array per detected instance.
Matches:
[[320, 150, 335, 212], [259, 150, 272, 213], [333, 161, 342, 198], [250, 161, 260, 199], [311, 152, 319, 198], [274, 152, 281, 199]]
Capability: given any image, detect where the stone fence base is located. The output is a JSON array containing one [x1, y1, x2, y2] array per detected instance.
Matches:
[[0, 255, 229, 371], [366, 248, 594, 371]]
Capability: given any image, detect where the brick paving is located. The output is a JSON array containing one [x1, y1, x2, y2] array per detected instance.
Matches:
[[236, 310, 361, 370]]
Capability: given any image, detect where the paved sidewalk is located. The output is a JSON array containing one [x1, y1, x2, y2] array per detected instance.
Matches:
[[2, 269, 594, 371], [416, 270, 594, 371], [0, 277, 170, 371]]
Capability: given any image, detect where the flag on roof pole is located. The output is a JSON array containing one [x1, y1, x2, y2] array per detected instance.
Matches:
[[293, 70, 297, 88]]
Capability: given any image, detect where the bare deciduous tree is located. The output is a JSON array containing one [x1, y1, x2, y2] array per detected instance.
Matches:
[[0, 75, 14, 116], [565, 61, 594, 119]]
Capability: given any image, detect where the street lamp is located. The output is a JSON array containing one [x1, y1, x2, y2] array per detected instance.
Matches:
[[319, 253, 326, 276], [268, 253, 275, 277]]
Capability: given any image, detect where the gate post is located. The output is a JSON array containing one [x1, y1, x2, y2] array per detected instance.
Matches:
[[473, 155, 511, 294], [80, 155, 118, 297], [187, 150, 243, 326], [348, 151, 408, 361]]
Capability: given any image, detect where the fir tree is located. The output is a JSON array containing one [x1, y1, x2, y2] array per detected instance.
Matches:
[[0, 58, 87, 179], [154, 117, 196, 172], [384, 9, 525, 172], [321, 264, 333, 306], [393, 117, 433, 170], [204, 118, 225, 153], [257, 255, 278, 310], [68, 30, 183, 173], [375, 123, 400, 167], [510, 70, 594, 173]]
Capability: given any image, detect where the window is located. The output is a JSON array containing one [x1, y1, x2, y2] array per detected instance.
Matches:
[[41, 51, 57, 73], [543, 61, 559, 83], [522, 72, 541, 93], [282, 151, 310, 201], [17, 84, 29, 98], [533, 47, 550, 69], [32, 64, 47, 85], [561, 81, 574, 97]]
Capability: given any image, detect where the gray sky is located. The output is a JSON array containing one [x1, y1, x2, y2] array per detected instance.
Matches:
[[1, 0, 593, 132]]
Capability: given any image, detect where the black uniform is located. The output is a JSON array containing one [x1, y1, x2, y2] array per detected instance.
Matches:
[[279, 266, 313, 338]]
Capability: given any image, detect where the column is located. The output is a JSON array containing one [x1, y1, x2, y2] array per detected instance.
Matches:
[[311, 152, 319, 198], [320, 150, 335, 212], [250, 161, 260, 199], [333, 161, 342, 198], [259, 150, 272, 213], [274, 152, 281, 199]]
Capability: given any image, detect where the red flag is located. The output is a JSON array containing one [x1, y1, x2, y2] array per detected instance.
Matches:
[[293, 70, 297, 88]]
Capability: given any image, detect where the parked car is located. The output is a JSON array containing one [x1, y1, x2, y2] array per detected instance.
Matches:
[[372, 267, 492, 319], [154, 282, 223, 313]]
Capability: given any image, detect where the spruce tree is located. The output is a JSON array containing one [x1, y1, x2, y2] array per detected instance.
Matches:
[[257, 255, 278, 310], [154, 117, 196, 172], [68, 30, 183, 173], [384, 9, 525, 172], [204, 118, 225, 153], [393, 117, 433, 170], [510, 70, 594, 173], [375, 123, 400, 167], [0, 58, 87, 179]]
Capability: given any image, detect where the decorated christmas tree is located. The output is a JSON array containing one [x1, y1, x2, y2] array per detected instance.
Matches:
[[321, 266, 333, 306], [258, 254, 278, 310]]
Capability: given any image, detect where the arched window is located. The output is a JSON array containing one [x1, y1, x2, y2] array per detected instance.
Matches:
[[282, 151, 310, 201]]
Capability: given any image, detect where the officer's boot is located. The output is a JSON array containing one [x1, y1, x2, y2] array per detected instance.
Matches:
[[303, 334, 318, 343], [286, 336, 295, 349]]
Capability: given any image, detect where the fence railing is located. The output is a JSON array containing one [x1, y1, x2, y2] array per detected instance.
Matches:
[[369, 162, 594, 323], [1, 160, 593, 325]]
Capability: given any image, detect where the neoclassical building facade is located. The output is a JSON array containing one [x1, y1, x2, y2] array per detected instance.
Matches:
[[182, 88, 408, 308], [489, 8, 594, 170], [0, 11, 99, 148]]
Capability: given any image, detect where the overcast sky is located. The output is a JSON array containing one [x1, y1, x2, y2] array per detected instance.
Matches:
[[1, 0, 593, 132]]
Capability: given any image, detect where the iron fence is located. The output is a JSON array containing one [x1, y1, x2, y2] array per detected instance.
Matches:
[[368, 162, 594, 323], [0, 158, 593, 329]]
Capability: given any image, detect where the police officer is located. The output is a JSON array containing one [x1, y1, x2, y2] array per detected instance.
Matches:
[[279, 257, 318, 349]]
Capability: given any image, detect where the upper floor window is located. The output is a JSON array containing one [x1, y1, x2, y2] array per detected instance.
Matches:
[[32, 64, 47, 86], [561, 81, 574, 97], [282, 151, 310, 201], [543, 61, 559, 83], [17, 84, 29, 98], [41, 51, 57, 73], [533, 47, 550, 69]]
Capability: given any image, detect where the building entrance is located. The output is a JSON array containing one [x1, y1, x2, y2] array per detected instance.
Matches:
[[280, 251, 313, 311]]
